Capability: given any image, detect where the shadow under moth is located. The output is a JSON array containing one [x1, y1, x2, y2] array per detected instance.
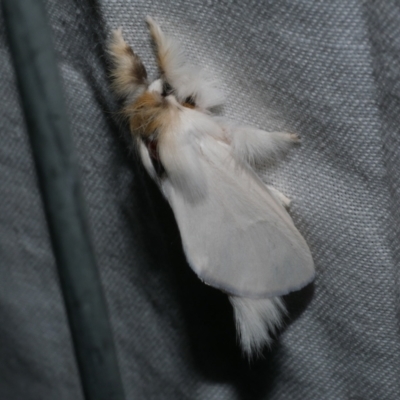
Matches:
[[108, 17, 315, 357]]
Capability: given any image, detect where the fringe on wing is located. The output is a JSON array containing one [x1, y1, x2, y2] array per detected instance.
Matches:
[[146, 16, 224, 109], [229, 296, 286, 357]]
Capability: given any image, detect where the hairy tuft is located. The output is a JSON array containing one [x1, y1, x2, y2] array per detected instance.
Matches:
[[108, 28, 148, 102], [229, 296, 286, 357]]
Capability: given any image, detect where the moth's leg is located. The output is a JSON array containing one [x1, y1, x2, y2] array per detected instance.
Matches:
[[266, 185, 292, 209], [146, 17, 224, 109], [214, 118, 299, 165], [146, 17, 178, 77], [108, 28, 148, 101], [233, 127, 300, 163]]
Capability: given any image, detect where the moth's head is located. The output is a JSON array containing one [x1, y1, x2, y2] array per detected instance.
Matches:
[[147, 78, 196, 108], [124, 79, 184, 139]]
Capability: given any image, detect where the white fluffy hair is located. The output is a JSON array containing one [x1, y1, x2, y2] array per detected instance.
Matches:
[[214, 117, 300, 166], [229, 296, 286, 357], [146, 16, 224, 109]]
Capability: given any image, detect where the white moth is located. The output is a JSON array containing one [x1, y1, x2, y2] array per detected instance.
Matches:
[[108, 17, 315, 357]]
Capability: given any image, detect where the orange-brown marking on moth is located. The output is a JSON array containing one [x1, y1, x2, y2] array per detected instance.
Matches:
[[124, 91, 173, 138], [182, 102, 196, 109]]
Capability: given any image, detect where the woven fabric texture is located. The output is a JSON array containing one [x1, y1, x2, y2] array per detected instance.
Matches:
[[1, 0, 400, 398]]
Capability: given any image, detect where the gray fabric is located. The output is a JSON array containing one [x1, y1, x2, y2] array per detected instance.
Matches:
[[1, 0, 400, 398]]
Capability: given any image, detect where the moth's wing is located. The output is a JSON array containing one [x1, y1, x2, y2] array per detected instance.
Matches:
[[161, 136, 315, 299]]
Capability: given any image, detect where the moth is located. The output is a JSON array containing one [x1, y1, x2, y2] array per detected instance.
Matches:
[[108, 17, 315, 357]]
